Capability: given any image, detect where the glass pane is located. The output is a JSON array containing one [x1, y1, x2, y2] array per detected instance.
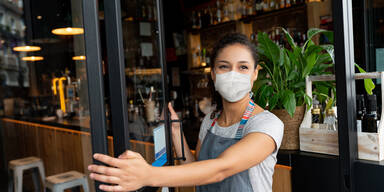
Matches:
[[120, 0, 164, 166], [353, 0, 383, 159], [0, 0, 96, 191]]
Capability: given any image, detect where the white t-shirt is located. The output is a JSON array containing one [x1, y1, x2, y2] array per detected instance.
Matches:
[[198, 110, 284, 192]]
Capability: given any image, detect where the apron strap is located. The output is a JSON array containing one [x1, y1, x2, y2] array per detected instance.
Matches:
[[209, 97, 256, 139], [235, 100, 255, 139]]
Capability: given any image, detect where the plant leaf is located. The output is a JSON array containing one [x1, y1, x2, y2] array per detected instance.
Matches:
[[257, 32, 281, 67], [282, 90, 296, 117], [320, 44, 335, 64], [302, 53, 317, 78], [355, 63, 375, 95], [269, 93, 280, 110], [307, 28, 328, 41], [303, 28, 328, 50], [323, 31, 334, 44], [282, 28, 297, 49], [304, 94, 312, 111], [287, 71, 298, 81]]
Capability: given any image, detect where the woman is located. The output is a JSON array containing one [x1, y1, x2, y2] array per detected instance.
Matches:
[[88, 33, 284, 192]]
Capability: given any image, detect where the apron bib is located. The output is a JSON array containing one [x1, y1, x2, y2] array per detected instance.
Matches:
[[196, 99, 255, 192]]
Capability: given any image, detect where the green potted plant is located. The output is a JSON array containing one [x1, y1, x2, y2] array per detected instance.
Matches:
[[254, 28, 375, 150], [253, 28, 335, 150]]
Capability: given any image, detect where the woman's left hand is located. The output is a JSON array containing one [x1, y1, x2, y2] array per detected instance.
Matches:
[[88, 150, 153, 191]]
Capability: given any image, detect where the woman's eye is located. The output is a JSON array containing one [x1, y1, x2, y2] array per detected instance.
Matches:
[[218, 65, 228, 69], [240, 65, 249, 70]]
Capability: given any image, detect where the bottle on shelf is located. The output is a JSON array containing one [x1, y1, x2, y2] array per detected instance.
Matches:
[[197, 11, 202, 29], [208, 6, 214, 25], [223, 0, 230, 22], [324, 108, 337, 131], [141, 3, 147, 19], [201, 48, 207, 67], [356, 94, 366, 132], [286, 0, 291, 7], [268, 0, 276, 11], [246, 0, 255, 16], [362, 94, 379, 133], [192, 11, 198, 29], [311, 107, 321, 129], [216, 0, 222, 24], [280, 0, 286, 9], [255, 0, 262, 12], [228, 0, 236, 20], [128, 100, 135, 122], [240, 0, 247, 18]]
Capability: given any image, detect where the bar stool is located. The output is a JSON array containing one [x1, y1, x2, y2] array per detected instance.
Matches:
[[8, 156, 46, 192], [45, 171, 89, 192]]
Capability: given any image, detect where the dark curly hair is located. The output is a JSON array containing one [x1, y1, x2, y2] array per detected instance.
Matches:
[[209, 33, 259, 119]]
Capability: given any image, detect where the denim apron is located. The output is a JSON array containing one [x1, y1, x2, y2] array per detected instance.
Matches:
[[196, 99, 255, 192]]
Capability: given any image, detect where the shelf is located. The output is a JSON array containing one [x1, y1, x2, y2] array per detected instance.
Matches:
[[240, 3, 307, 23], [125, 68, 161, 76], [187, 3, 307, 33], [122, 16, 157, 23]]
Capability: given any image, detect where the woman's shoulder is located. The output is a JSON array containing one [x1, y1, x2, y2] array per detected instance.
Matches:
[[246, 110, 284, 134], [250, 110, 283, 125]]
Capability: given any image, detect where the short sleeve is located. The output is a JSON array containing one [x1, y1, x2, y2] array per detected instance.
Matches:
[[198, 112, 214, 142], [244, 111, 284, 153]]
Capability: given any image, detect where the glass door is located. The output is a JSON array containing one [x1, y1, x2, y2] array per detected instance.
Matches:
[[0, 0, 108, 192], [102, 0, 173, 191]]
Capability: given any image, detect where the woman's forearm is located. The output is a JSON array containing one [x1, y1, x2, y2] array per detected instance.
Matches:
[[149, 158, 227, 187], [171, 128, 196, 164]]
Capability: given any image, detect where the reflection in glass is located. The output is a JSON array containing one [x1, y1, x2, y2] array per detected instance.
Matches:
[[0, 0, 95, 191]]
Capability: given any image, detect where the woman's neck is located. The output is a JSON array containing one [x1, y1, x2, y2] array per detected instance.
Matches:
[[219, 94, 251, 126]]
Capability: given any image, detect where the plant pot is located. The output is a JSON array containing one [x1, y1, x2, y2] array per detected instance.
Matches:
[[271, 106, 305, 150]]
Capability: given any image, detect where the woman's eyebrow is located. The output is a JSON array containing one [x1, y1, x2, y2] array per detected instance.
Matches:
[[238, 61, 250, 64], [216, 60, 230, 64]]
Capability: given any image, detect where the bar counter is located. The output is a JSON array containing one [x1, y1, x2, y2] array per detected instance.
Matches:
[[0, 116, 155, 180]]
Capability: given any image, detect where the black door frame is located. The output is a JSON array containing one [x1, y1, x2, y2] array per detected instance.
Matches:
[[82, 0, 108, 192], [332, 0, 358, 191]]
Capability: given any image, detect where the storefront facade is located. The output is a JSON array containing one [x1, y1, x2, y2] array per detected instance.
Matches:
[[0, 0, 383, 192]]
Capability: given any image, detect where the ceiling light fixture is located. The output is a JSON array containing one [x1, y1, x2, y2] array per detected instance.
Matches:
[[22, 56, 44, 61], [13, 46, 41, 52], [52, 27, 84, 35], [72, 55, 86, 61]]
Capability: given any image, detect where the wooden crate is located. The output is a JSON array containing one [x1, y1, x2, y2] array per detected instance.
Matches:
[[299, 72, 384, 161]]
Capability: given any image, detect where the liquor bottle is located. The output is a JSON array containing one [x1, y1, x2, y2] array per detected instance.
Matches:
[[363, 94, 379, 132], [247, 0, 255, 16], [356, 94, 365, 132], [280, 0, 285, 9], [262, 0, 269, 12], [275, 0, 280, 10], [269, 0, 275, 11], [216, 0, 222, 24], [255, 0, 262, 12], [201, 48, 207, 67], [223, 0, 230, 22], [202, 8, 209, 27], [240, 0, 247, 18], [311, 107, 321, 129], [197, 11, 202, 29], [208, 6, 214, 25], [128, 100, 135, 122], [147, 3, 153, 20], [286, 0, 291, 7], [324, 108, 337, 131], [191, 11, 198, 29], [228, 0, 236, 20], [141, 3, 147, 19]]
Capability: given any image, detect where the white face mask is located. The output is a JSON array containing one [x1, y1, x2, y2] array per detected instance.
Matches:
[[214, 71, 252, 102]]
